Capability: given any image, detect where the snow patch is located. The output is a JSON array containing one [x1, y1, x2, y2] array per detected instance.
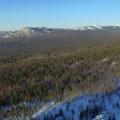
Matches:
[[101, 58, 109, 62], [32, 101, 55, 119]]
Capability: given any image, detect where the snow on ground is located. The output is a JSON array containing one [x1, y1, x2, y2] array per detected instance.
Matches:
[[101, 57, 109, 63], [33, 88, 120, 120], [32, 101, 55, 118]]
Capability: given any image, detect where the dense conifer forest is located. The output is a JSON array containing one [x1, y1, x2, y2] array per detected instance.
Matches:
[[1, 32, 120, 119]]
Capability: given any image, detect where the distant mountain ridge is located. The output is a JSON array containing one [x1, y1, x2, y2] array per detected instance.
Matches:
[[1, 25, 120, 38]]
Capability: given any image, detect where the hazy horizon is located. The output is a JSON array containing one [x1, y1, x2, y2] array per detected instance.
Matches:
[[1, 24, 120, 32]]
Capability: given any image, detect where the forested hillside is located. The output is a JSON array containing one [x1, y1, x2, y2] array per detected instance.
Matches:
[[1, 30, 120, 119]]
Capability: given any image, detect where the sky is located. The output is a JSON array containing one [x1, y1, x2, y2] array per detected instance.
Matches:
[[0, 0, 120, 30]]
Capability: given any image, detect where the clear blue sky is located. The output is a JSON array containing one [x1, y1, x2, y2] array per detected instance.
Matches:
[[0, 0, 120, 30]]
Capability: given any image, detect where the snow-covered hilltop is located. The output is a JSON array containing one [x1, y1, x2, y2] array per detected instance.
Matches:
[[33, 88, 120, 120], [1, 25, 120, 38], [75, 25, 102, 31]]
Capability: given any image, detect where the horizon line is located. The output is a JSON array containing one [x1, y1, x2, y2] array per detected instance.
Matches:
[[0, 24, 120, 32]]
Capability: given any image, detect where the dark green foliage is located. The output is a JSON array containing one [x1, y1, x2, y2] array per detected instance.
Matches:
[[1, 39, 120, 106]]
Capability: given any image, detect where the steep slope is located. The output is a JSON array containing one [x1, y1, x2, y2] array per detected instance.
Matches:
[[33, 87, 120, 120]]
